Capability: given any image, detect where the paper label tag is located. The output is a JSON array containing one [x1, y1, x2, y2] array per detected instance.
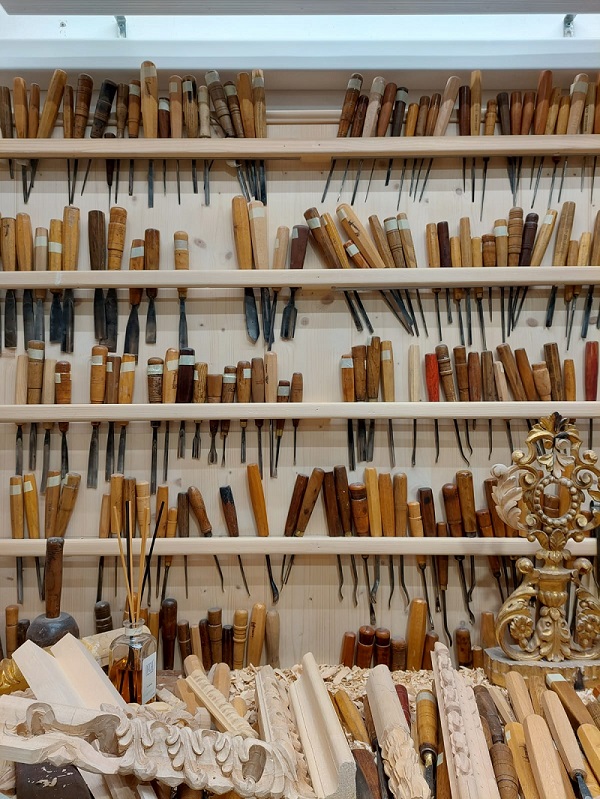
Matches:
[[384, 218, 398, 232], [544, 213, 555, 226], [182, 80, 193, 92], [55, 373, 62, 383], [23, 480, 33, 493], [35, 235, 48, 247], [437, 752, 444, 767], [91, 354, 105, 366], [306, 217, 320, 229], [106, 362, 113, 373], [381, 350, 392, 361], [121, 361, 135, 372], [9, 484, 21, 495], [545, 673, 564, 684], [243, 368, 252, 379], [48, 242, 62, 254], [141, 651, 157, 705], [253, 76, 265, 88], [278, 385, 290, 397], [348, 77, 362, 91], [130, 246, 144, 259], [223, 374, 236, 383], [27, 347, 44, 360], [147, 364, 163, 375], [129, 83, 141, 96], [571, 80, 588, 96], [167, 359, 178, 371], [337, 207, 348, 221], [395, 89, 408, 104], [340, 357, 353, 368], [397, 218, 410, 230], [179, 355, 195, 366], [169, 81, 178, 95], [248, 205, 265, 219], [174, 239, 188, 251], [159, 98, 170, 111], [346, 243, 359, 256], [47, 474, 61, 488], [224, 83, 236, 96], [494, 225, 508, 237]]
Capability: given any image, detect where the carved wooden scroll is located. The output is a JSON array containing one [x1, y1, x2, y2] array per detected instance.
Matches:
[[288, 652, 355, 799], [365, 663, 430, 799], [432, 642, 500, 799]]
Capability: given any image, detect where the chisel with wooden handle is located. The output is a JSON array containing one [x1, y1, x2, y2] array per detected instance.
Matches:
[[349, 482, 376, 626], [435, 343, 469, 465], [186, 485, 224, 594], [546, 201, 576, 328], [414, 90, 441, 199], [54, 473, 80, 539], [123, 237, 144, 360], [541, 689, 592, 799], [419, 75, 461, 200], [144, 227, 160, 345], [32, 226, 47, 343], [115, 353, 135, 474], [246, 464, 279, 604], [104, 205, 126, 353], [175, 347, 195, 460], [182, 74, 199, 195], [140, 61, 158, 208], [10, 476, 24, 604], [322, 73, 363, 202], [13, 77, 29, 203], [68, 72, 93, 204], [16, 212, 34, 351], [0, 84, 14, 180], [280, 225, 309, 341], [408, 500, 434, 630], [248, 199, 272, 344], [40, 358, 56, 495], [88, 210, 107, 346], [219, 486, 250, 597], [1, 216, 18, 350], [80, 79, 117, 196], [192, 361, 208, 462], [232, 195, 260, 343], [60, 206, 79, 355], [87, 345, 108, 490], [26, 339, 44, 473], [219, 364, 237, 466], [157, 95, 170, 197], [23, 472, 44, 600], [252, 69, 267, 205], [54, 361, 71, 480], [104, 355, 120, 481], [351, 75, 385, 203], [364, 79, 396, 200], [282, 467, 325, 588], [27, 68, 67, 201], [323, 470, 345, 601]]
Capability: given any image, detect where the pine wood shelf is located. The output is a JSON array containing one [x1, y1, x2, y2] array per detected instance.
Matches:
[[2, 401, 599, 422], [0, 267, 599, 290], [0, 134, 599, 161], [0, 537, 594, 558]]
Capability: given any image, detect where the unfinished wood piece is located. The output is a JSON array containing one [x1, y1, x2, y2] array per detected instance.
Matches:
[[579, 724, 600, 784], [547, 674, 595, 729], [504, 722, 541, 799], [183, 655, 255, 738], [523, 714, 569, 799], [12, 640, 84, 707], [540, 690, 588, 787], [486, 684, 517, 726], [255, 664, 313, 799], [365, 663, 430, 799], [505, 672, 536, 724], [50, 633, 125, 711], [432, 642, 500, 799], [289, 651, 355, 799]]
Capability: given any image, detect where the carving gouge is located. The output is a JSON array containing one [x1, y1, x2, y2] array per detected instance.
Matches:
[[147, 357, 163, 495], [365, 336, 380, 462], [586, 341, 598, 450], [27, 69, 66, 200], [124, 239, 143, 360], [364, 468, 382, 610], [408, 501, 434, 630], [335, 466, 359, 607], [105, 206, 127, 353], [81, 80, 117, 196], [269, 225, 289, 351], [2, 217, 18, 350], [219, 486, 250, 597], [23, 472, 43, 601], [350, 482, 376, 626], [87, 345, 108, 490], [232, 195, 260, 343], [192, 361, 208, 462], [322, 73, 363, 202], [283, 467, 324, 588], [116, 354, 135, 474], [419, 76, 460, 201], [384, 85, 408, 186], [0, 85, 14, 180], [364, 80, 396, 201], [281, 472, 309, 591], [416, 690, 438, 795], [443, 482, 474, 624], [188, 486, 224, 593], [322, 471, 345, 602], [247, 464, 279, 604], [10, 476, 24, 604], [176, 348, 195, 460], [435, 344, 469, 465], [281, 225, 309, 341]]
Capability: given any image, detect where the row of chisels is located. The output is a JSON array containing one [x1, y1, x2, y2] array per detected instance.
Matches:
[[0, 63, 269, 206], [323, 69, 600, 212]]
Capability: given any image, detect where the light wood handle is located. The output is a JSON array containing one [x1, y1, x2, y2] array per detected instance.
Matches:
[[547, 674, 595, 728], [362, 76, 386, 137], [246, 603, 266, 666], [506, 671, 535, 723], [380, 340, 395, 402], [530, 210, 557, 266], [248, 201, 268, 271], [140, 60, 158, 139], [61, 206, 80, 272], [393, 473, 408, 537], [272, 226, 289, 271], [552, 202, 576, 267], [378, 473, 394, 538], [497, 343, 527, 401], [524, 714, 569, 799], [436, 344, 457, 402], [247, 463, 269, 537], [405, 598, 427, 670], [364, 467, 382, 538], [335, 689, 370, 744], [44, 471, 61, 538], [541, 690, 586, 780], [54, 473, 81, 538], [567, 73, 589, 134], [434, 76, 461, 136], [10, 476, 24, 544], [368, 215, 395, 268], [336, 204, 386, 269], [232, 195, 253, 270], [533, 363, 552, 402], [265, 609, 280, 669], [515, 349, 539, 402], [264, 351, 277, 404], [38, 69, 67, 139], [543, 343, 563, 401], [294, 467, 324, 536], [187, 486, 212, 537], [16, 212, 33, 273]]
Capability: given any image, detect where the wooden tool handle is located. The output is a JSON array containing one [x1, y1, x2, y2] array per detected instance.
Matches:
[[73, 73, 93, 139], [272, 225, 290, 272], [418, 487, 437, 538], [232, 609, 248, 670], [323, 471, 344, 538], [12, 77, 28, 140], [38, 68, 67, 138], [453, 345, 470, 402], [552, 202, 576, 268], [193, 362, 208, 406], [224, 81, 245, 138], [425, 93, 441, 138], [26, 341, 45, 405], [334, 466, 352, 536], [351, 345, 367, 402], [162, 348, 179, 403], [90, 79, 117, 139], [337, 73, 363, 137], [376, 81, 396, 137], [247, 463, 269, 537], [362, 76, 386, 137], [235, 360, 252, 406], [90, 345, 108, 404], [246, 603, 266, 667], [231, 194, 254, 271], [434, 76, 461, 136], [533, 69, 553, 134], [336, 204, 386, 269], [284, 474, 309, 538], [541, 689, 587, 780], [424, 352, 440, 403], [493, 361, 511, 404], [416, 690, 438, 757], [567, 73, 589, 134], [104, 355, 121, 405], [252, 69, 267, 139], [435, 344, 457, 402], [508, 207, 523, 267], [380, 340, 395, 402], [532, 363, 552, 402], [497, 343, 527, 401], [406, 598, 427, 671], [474, 684, 505, 744], [198, 85, 210, 139], [543, 343, 563, 401], [364, 467, 382, 538], [349, 483, 369, 536], [140, 61, 158, 140], [530, 209, 557, 266], [585, 341, 599, 403], [547, 674, 594, 728], [510, 91, 523, 136], [10, 476, 24, 542], [251, 357, 265, 405], [107, 207, 127, 272], [187, 486, 212, 537], [117, 353, 135, 406], [177, 492, 189, 543], [88, 210, 106, 273], [564, 359, 576, 403], [43, 537, 66, 620], [54, 361, 71, 405], [236, 72, 255, 138], [15, 212, 33, 273], [442, 483, 463, 537], [175, 348, 195, 404], [393, 473, 407, 537], [205, 70, 235, 137], [467, 352, 482, 403], [514, 348, 539, 401], [458, 84, 471, 136], [524, 713, 569, 799], [294, 467, 324, 536], [54, 473, 80, 538], [265, 609, 280, 669]]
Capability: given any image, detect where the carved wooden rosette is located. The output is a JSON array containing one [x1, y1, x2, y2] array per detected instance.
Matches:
[[492, 413, 600, 663]]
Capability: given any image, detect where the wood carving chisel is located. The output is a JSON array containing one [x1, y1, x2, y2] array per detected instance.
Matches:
[[366, 337, 381, 462], [408, 501, 434, 630], [542, 689, 593, 799], [1, 217, 18, 350], [416, 690, 438, 795], [546, 201, 576, 328], [198, 84, 211, 205], [23, 472, 44, 601], [173, 232, 190, 349], [236, 71, 257, 198], [419, 486, 441, 615], [274, 379, 290, 475], [104, 355, 120, 481], [364, 79, 396, 200], [105, 206, 126, 353], [191, 360, 208, 461], [252, 69, 267, 204], [54, 361, 71, 479], [87, 345, 107, 489], [480, 98, 497, 220], [493, 360, 515, 456], [112, 82, 128, 203], [232, 195, 260, 343], [408, 95, 429, 198], [453, 345, 473, 455], [248, 199, 271, 343], [88, 210, 107, 345], [247, 464, 279, 603], [379, 220, 416, 333], [470, 69, 481, 201], [219, 365, 237, 466], [269, 225, 289, 350], [68, 72, 93, 203], [408, 344, 420, 467], [415, 91, 441, 200], [350, 482, 376, 626], [116, 354, 135, 474], [436, 343, 469, 465], [265, 351, 278, 478], [237, 360, 252, 463], [549, 95, 572, 206], [14, 354, 27, 475], [95, 493, 110, 602], [281, 225, 309, 341], [104, 131, 116, 205], [80, 79, 117, 196], [580, 80, 596, 190], [27, 69, 66, 199], [338, 93, 368, 200], [424, 353, 441, 463], [219, 486, 250, 597], [187, 485, 224, 593], [40, 358, 55, 494], [10, 476, 24, 604], [396, 100, 418, 208], [281, 472, 309, 590], [60, 206, 79, 355], [456, 469, 478, 603], [419, 76, 460, 200], [176, 347, 195, 460], [33, 226, 46, 342], [380, 340, 396, 468], [144, 227, 160, 344], [449, 234, 465, 346], [557, 74, 588, 202], [592, 74, 600, 202], [16, 212, 34, 350], [443, 481, 474, 624], [146, 358, 164, 494], [384, 85, 407, 185], [323, 471, 344, 601], [352, 345, 368, 463], [0, 85, 14, 179], [124, 238, 144, 358], [225, 81, 252, 199], [160, 507, 178, 601], [425, 222, 443, 340], [12, 78, 29, 202], [283, 466, 324, 588], [437, 219, 454, 327], [364, 468, 382, 610], [182, 74, 199, 194], [158, 95, 170, 196], [252, 358, 265, 477], [168, 75, 183, 203], [566, 233, 590, 349], [26, 340, 44, 471], [162, 348, 179, 479], [322, 73, 363, 202], [176, 491, 190, 598], [206, 371, 222, 465], [341, 354, 356, 472], [140, 61, 158, 208], [289, 371, 303, 466], [511, 211, 539, 330]]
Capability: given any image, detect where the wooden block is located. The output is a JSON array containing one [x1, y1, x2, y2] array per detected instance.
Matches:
[[50, 633, 125, 711], [505, 721, 541, 799], [506, 671, 536, 723], [578, 724, 600, 784], [12, 640, 83, 707], [547, 674, 595, 729], [523, 714, 568, 799]]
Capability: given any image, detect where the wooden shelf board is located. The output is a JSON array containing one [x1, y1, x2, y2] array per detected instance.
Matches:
[[0, 135, 599, 161], [0, 536, 593, 558], [0, 267, 599, 290], [3, 401, 600, 422]]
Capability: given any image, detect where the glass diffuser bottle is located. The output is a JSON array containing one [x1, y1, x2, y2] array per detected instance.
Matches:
[[109, 618, 157, 704]]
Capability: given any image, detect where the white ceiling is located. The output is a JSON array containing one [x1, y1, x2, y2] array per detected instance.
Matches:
[[1, 0, 598, 12]]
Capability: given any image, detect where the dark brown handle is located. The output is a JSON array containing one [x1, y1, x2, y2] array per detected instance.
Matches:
[[458, 85, 471, 136], [207, 607, 222, 664], [177, 620, 192, 663], [435, 344, 457, 402], [496, 91, 511, 135], [90, 80, 117, 139], [510, 91, 523, 135], [544, 343, 564, 401], [334, 465, 352, 536], [290, 225, 310, 270], [283, 474, 309, 537], [337, 73, 363, 138], [366, 336, 381, 401], [519, 213, 539, 266], [88, 210, 106, 272], [350, 94, 368, 137], [45, 537, 65, 620], [351, 345, 367, 403], [442, 483, 463, 538], [340, 632, 356, 667], [349, 483, 369, 536], [295, 468, 325, 536], [453, 346, 470, 402], [177, 492, 189, 540], [175, 348, 195, 404], [437, 222, 451, 268], [323, 471, 343, 537], [474, 685, 505, 744], [199, 617, 212, 671], [160, 597, 177, 670], [390, 86, 408, 138], [73, 73, 93, 139], [188, 486, 212, 536], [418, 487, 437, 538], [355, 625, 375, 668], [496, 344, 527, 401], [219, 485, 239, 537], [94, 600, 113, 634], [147, 358, 164, 404], [481, 350, 498, 403]]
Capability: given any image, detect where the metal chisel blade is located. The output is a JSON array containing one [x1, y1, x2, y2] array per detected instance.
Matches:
[[48, 292, 62, 344], [146, 297, 157, 345], [28, 423, 37, 471], [244, 288, 260, 343], [178, 298, 188, 349], [93, 288, 106, 342], [104, 288, 118, 352], [61, 290, 74, 354], [5, 290, 17, 349], [123, 304, 139, 360], [41, 429, 51, 494], [34, 298, 44, 342], [260, 287, 272, 344], [23, 290, 34, 348], [87, 425, 99, 489]]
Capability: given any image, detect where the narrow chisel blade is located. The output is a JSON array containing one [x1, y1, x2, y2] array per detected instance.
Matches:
[[5, 290, 17, 348], [244, 288, 260, 343], [48, 292, 62, 344], [93, 288, 106, 342], [23, 290, 34, 348], [104, 288, 118, 352]]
